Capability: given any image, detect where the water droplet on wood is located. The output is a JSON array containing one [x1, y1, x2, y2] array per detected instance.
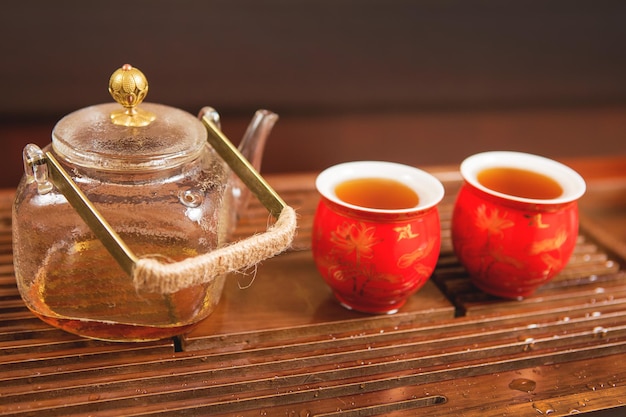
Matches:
[[509, 378, 537, 392]]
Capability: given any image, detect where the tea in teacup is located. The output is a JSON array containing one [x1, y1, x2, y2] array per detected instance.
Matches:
[[334, 177, 419, 210], [477, 167, 563, 200]]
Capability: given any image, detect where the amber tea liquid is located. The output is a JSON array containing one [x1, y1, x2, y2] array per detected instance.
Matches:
[[477, 167, 563, 200], [23, 239, 222, 341], [335, 177, 419, 210]]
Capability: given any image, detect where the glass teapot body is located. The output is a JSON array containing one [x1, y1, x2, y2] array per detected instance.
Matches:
[[12, 103, 234, 342]]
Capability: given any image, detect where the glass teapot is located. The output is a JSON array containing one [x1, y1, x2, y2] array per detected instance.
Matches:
[[12, 64, 296, 342]]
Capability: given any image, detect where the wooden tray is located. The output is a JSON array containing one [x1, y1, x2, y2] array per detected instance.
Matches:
[[1, 169, 626, 416]]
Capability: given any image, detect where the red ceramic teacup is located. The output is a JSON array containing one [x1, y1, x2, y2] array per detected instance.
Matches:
[[312, 161, 445, 314], [451, 151, 586, 299]]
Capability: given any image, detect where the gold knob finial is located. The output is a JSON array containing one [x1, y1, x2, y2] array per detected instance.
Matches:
[[108, 64, 156, 127]]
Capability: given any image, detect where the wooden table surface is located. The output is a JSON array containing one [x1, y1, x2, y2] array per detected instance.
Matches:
[[1, 156, 626, 416]]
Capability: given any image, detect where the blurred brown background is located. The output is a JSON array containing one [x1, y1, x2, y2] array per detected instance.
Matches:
[[1, 0, 625, 188]]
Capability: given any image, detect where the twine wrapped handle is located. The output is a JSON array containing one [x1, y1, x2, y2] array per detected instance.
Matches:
[[133, 205, 297, 294]]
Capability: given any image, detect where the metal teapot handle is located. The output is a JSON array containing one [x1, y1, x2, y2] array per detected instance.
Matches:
[[28, 117, 296, 291]]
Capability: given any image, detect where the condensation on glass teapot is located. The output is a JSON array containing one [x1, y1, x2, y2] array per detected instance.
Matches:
[[12, 64, 278, 341]]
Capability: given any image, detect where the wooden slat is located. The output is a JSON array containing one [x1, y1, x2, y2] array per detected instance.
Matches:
[[3, 310, 626, 415]]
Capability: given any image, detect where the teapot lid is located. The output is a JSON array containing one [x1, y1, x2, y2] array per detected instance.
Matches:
[[51, 64, 206, 172]]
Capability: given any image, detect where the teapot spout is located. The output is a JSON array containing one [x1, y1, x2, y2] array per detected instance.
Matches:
[[238, 109, 279, 176], [233, 109, 278, 216]]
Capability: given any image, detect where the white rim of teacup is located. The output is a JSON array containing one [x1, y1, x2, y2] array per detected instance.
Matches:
[[316, 161, 445, 214], [460, 151, 586, 205]]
